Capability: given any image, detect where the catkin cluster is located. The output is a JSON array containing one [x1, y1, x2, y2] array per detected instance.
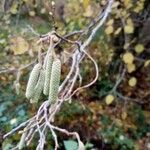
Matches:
[[25, 52, 61, 104]]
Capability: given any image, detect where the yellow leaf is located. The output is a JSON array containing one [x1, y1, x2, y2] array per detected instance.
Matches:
[[115, 119, 123, 127], [128, 77, 137, 87], [127, 18, 133, 26], [40, 8, 46, 14], [101, 0, 107, 6], [127, 63, 136, 73], [123, 43, 130, 49], [29, 11, 36, 17], [121, 10, 128, 17], [135, 44, 144, 53], [123, 0, 132, 9], [123, 52, 134, 64], [106, 19, 114, 26], [10, 3, 18, 14], [10, 36, 29, 55], [114, 27, 122, 35], [134, 2, 144, 13], [124, 0, 130, 7], [112, 1, 120, 8], [105, 94, 115, 105], [144, 60, 150, 67], [83, 0, 89, 9], [124, 25, 134, 34], [121, 111, 127, 120], [105, 26, 114, 35], [83, 5, 93, 17]]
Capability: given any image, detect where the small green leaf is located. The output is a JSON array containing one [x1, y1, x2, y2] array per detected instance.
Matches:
[[64, 140, 78, 150]]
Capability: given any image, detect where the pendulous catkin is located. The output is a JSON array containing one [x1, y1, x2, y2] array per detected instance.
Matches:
[[25, 63, 41, 99], [30, 69, 45, 103], [49, 59, 61, 104], [43, 53, 53, 95]]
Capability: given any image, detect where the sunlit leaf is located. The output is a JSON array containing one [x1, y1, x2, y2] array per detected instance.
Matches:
[[144, 60, 150, 67], [106, 19, 114, 26], [123, 0, 132, 9], [83, 5, 93, 17], [127, 63, 136, 73], [128, 77, 137, 87], [121, 111, 127, 120], [105, 26, 114, 35], [105, 94, 115, 105], [29, 11, 36, 17], [40, 8, 46, 14], [123, 52, 134, 64], [112, 1, 120, 8], [83, 0, 90, 9], [135, 44, 144, 54], [10, 3, 18, 15], [114, 27, 122, 35], [124, 43, 130, 50], [126, 18, 133, 26], [101, 0, 107, 6], [124, 25, 134, 34]]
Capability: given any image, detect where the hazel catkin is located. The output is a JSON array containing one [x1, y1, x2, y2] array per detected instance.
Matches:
[[25, 63, 41, 99], [48, 59, 61, 104], [30, 69, 45, 103], [43, 53, 53, 95]]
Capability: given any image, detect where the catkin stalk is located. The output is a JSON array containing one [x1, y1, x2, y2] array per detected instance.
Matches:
[[43, 53, 53, 95], [49, 59, 61, 104], [25, 64, 41, 99], [30, 69, 45, 103]]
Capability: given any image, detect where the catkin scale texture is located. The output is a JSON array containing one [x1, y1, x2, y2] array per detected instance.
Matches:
[[43, 54, 53, 95], [25, 64, 41, 99], [31, 69, 45, 103], [49, 59, 61, 104]]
